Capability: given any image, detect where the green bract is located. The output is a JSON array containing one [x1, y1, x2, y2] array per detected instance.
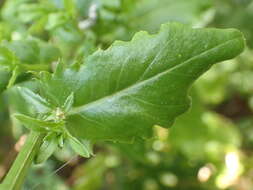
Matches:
[[33, 23, 244, 142], [16, 87, 93, 160]]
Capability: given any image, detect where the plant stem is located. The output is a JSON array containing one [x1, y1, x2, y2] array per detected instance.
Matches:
[[1, 131, 45, 190], [7, 66, 20, 89]]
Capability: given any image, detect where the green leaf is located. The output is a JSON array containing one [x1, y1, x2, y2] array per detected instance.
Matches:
[[0, 68, 11, 94], [0, 46, 16, 69], [170, 89, 241, 159], [40, 23, 245, 142], [58, 134, 64, 148], [35, 133, 58, 164], [67, 133, 92, 157], [4, 40, 40, 64], [129, 0, 213, 32], [7, 66, 21, 89], [71, 154, 107, 190], [64, 0, 77, 18], [18, 4, 47, 23], [62, 92, 74, 112], [45, 12, 69, 31], [17, 87, 52, 114], [38, 42, 61, 64], [28, 16, 48, 35], [15, 114, 64, 132]]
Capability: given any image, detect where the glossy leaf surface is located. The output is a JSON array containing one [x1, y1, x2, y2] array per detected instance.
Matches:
[[39, 23, 245, 142]]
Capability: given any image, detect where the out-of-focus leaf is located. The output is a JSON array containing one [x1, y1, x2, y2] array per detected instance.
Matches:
[[72, 154, 107, 190], [170, 90, 241, 159], [25, 160, 70, 190], [0, 46, 16, 68], [39, 43, 61, 64], [212, 0, 253, 48], [7, 66, 21, 89], [28, 16, 48, 35], [128, 0, 213, 33], [45, 12, 69, 30], [0, 22, 11, 41], [0, 68, 11, 94], [4, 40, 40, 64], [17, 3, 52, 23], [64, 0, 77, 18]]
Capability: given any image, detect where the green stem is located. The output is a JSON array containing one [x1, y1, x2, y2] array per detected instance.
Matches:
[[1, 131, 45, 190], [7, 66, 21, 89]]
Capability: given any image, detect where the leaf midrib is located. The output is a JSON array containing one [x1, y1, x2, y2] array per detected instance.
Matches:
[[69, 36, 241, 115]]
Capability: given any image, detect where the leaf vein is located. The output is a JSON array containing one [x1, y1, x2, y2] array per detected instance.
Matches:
[[70, 36, 241, 114]]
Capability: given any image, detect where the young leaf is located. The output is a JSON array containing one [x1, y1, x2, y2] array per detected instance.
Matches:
[[40, 23, 245, 142], [17, 87, 52, 114], [58, 134, 64, 148], [7, 66, 21, 89], [15, 114, 64, 132], [62, 92, 74, 113], [35, 133, 58, 164], [67, 133, 92, 158]]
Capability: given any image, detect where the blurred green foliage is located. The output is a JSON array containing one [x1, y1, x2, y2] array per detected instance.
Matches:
[[0, 0, 253, 190]]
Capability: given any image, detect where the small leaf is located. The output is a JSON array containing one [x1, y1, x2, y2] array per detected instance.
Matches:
[[35, 133, 58, 164], [7, 66, 21, 89], [58, 134, 65, 148], [62, 92, 74, 112], [67, 133, 92, 158], [15, 114, 64, 132], [18, 87, 52, 114]]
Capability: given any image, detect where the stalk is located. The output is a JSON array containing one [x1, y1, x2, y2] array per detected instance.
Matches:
[[0, 131, 44, 190]]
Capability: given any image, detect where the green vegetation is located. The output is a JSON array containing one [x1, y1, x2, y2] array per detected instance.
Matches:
[[0, 0, 252, 190]]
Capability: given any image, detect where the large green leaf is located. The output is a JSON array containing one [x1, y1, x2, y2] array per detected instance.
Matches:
[[39, 23, 244, 142]]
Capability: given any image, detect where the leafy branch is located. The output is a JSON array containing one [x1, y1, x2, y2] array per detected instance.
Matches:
[[0, 22, 245, 189]]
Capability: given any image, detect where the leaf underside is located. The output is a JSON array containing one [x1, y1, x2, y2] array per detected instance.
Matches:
[[39, 23, 244, 142]]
